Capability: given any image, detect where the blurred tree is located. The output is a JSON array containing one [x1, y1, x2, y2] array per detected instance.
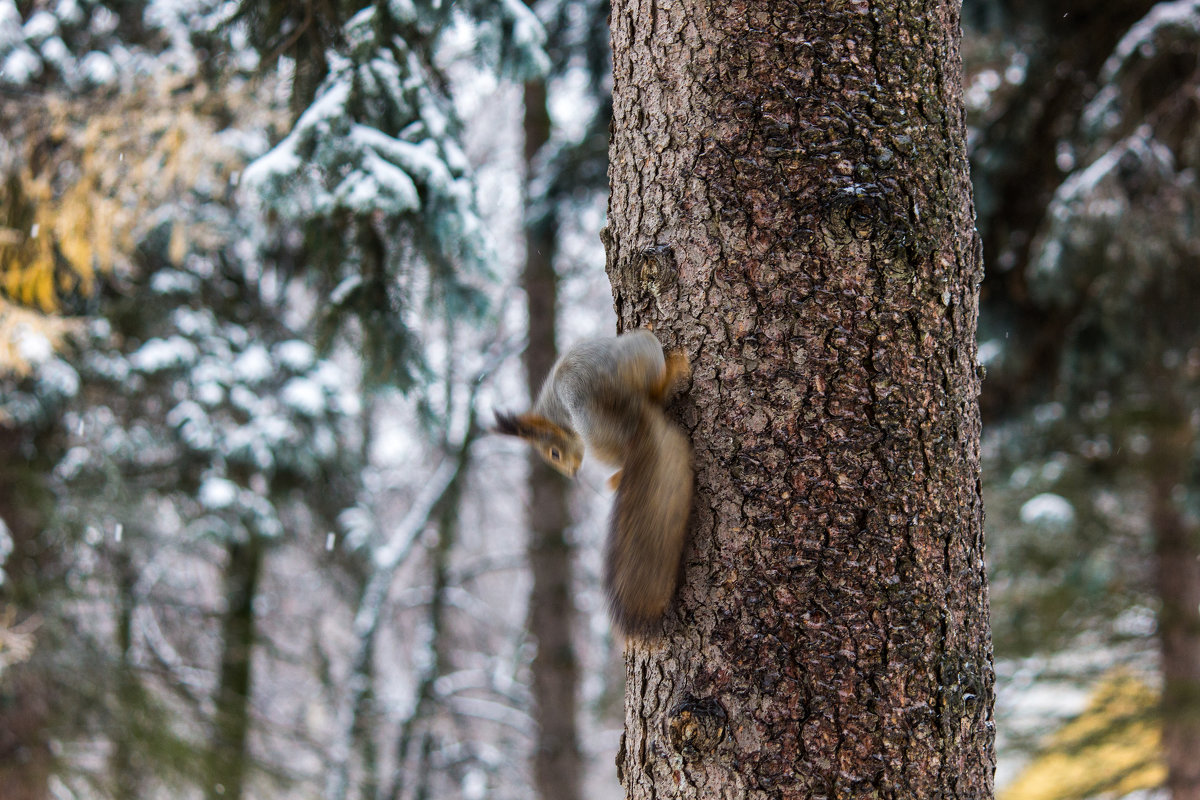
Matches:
[[44, 79, 362, 799], [520, 48, 582, 800], [967, 2, 1200, 797], [241, 0, 546, 390], [1, 3, 222, 795], [518, 2, 610, 798], [3, 2, 552, 799], [964, 0, 1158, 418]]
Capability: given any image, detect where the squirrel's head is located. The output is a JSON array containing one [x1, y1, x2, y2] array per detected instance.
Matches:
[[493, 412, 584, 478]]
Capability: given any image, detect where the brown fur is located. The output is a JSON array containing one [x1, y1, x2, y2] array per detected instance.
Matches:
[[605, 406, 691, 634], [493, 333, 693, 634]]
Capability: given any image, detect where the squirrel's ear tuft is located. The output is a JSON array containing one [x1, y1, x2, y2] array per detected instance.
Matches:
[[492, 411, 525, 437], [494, 412, 567, 443]]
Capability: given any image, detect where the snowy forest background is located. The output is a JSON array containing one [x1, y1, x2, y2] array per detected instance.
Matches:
[[1, 1, 1197, 799]]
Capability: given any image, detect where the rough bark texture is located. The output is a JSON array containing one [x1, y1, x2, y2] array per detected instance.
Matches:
[[522, 75, 585, 800], [606, 1, 994, 797]]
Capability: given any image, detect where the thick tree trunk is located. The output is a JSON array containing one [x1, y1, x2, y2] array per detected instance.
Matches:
[[206, 535, 263, 800], [606, 1, 994, 797], [522, 74, 584, 800]]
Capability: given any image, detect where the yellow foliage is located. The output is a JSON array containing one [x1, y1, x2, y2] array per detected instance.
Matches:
[[1000, 670, 1166, 800], [0, 606, 39, 675], [168, 220, 188, 267], [1, 72, 277, 371], [0, 297, 81, 377]]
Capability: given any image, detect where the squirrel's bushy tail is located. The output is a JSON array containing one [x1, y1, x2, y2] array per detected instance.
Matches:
[[605, 406, 692, 635]]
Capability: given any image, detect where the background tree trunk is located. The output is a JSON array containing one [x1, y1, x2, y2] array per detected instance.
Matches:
[[110, 550, 143, 799], [606, 1, 994, 797], [522, 72, 584, 800], [1151, 419, 1200, 800], [0, 430, 53, 800], [206, 535, 263, 800]]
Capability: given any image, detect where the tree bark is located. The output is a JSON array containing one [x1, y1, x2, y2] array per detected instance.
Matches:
[[522, 73, 584, 800], [606, 1, 994, 797]]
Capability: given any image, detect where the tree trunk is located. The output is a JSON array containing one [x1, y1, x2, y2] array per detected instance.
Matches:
[[386, 436, 475, 800], [110, 550, 142, 799], [206, 534, 263, 800], [606, 1, 994, 797], [522, 73, 584, 800], [1151, 422, 1200, 800], [0, 430, 53, 800]]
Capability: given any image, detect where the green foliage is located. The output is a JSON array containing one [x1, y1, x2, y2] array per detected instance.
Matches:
[[243, 0, 546, 390]]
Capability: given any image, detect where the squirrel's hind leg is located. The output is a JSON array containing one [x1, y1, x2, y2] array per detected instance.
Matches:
[[650, 349, 691, 406]]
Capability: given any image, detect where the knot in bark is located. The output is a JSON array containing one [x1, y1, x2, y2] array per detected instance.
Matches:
[[666, 695, 727, 761]]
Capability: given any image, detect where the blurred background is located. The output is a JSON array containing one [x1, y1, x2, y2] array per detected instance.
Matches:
[[0, 1, 1196, 799]]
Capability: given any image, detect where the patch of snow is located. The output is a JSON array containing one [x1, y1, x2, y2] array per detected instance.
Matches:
[[0, 517, 9, 587], [38, 359, 80, 397], [387, 0, 417, 24], [14, 325, 53, 365], [977, 339, 1003, 366], [2, 46, 41, 84], [275, 340, 315, 371], [131, 336, 199, 373], [89, 5, 117, 35], [22, 10, 59, 41], [1019, 493, 1075, 527], [0, 516, 12, 559], [229, 384, 265, 418], [330, 276, 362, 305], [233, 344, 273, 384], [1104, 0, 1200, 81], [55, 446, 92, 481], [282, 377, 326, 416], [498, 0, 549, 77], [79, 51, 117, 85], [196, 380, 225, 406], [0, 1, 22, 50], [167, 400, 216, 450], [345, 149, 421, 213], [38, 35, 70, 71], [54, 0, 83, 25], [170, 307, 213, 339], [199, 476, 239, 510]]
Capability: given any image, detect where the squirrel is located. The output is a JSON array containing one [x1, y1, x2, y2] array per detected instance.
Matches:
[[494, 329, 692, 634]]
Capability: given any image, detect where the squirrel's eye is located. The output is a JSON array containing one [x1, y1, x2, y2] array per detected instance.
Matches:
[[549, 447, 561, 461]]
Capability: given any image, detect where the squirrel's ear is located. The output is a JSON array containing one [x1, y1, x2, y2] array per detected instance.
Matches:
[[492, 411, 527, 437], [493, 412, 567, 442]]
